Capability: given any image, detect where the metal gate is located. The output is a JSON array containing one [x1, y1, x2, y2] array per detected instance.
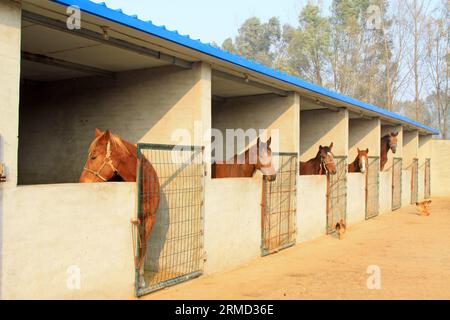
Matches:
[[326, 156, 347, 234], [135, 144, 205, 297], [261, 153, 297, 256], [365, 156, 380, 220], [411, 158, 419, 204], [392, 157, 402, 211], [424, 158, 431, 199]]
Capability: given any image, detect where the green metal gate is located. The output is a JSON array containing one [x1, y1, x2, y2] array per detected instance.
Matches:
[[424, 158, 431, 199], [411, 158, 419, 204], [261, 152, 297, 256], [365, 156, 380, 220], [326, 156, 347, 234], [134, 144, 205, 297], [392, 157, 402, 211]]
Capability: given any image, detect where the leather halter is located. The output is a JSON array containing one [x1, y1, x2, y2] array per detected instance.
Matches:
[[83, 141, 120, 182], [319, 153, 334, 175]]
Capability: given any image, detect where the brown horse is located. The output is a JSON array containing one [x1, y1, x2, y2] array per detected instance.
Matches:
[[299, 143, 337, 175], [79, 129, 160, 288], [348, 148, 369, 173], [380, 131, 398, 171], [211, 137, 276, 181]]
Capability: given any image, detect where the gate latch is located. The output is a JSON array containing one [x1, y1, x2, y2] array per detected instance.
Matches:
[[0, 163, 6, 182]]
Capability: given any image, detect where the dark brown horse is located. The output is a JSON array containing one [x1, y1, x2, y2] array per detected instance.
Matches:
[[211, 137, 276, 181], [300, 143, 337, 175], [348, 148, 369, 173], [380, 131, 398, 171], [79, 129, 160, 288]]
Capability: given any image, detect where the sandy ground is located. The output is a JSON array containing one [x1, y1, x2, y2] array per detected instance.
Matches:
[[146, 197, 450, 300]]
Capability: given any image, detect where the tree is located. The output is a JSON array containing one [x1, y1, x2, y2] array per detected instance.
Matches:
[[424, 1, 449, 138], [283, 4, 331, 86], [221, 17, 282, 67]]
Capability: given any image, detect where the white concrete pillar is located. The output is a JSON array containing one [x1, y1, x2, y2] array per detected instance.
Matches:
[[418, 134, 432, 200], [403, 130, 419, 169], [0, 0, 21, 299]]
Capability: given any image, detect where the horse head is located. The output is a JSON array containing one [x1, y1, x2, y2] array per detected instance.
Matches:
[[319, 142, 337, 175], [357, 148, 369, 173], [80, 128, 134, 183], [385, 131, 398, 153], [256, 137, 276, 182]]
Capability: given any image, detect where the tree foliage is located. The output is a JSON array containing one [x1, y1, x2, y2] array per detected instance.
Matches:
[[221, 0, 449, 138]]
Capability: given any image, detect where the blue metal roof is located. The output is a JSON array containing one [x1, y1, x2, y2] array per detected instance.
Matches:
[[51, 0, 439, 135]]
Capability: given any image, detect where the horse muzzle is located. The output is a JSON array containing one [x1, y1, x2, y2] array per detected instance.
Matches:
[[264, 174, 277, 182]]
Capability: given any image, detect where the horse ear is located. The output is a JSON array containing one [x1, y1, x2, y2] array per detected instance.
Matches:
[[319, 145, 323, 150], [266, 137, 272, 146], [366, 148, 369, 153], [95, 128, 102, 138], [257, 137, 260, 145], [357, 147, 360, 152], [103, 130, 111, 141], [329, 142, 333, 149], [392, 132, 399, 137]]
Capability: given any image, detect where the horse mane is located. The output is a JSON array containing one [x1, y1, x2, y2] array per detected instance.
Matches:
[[89, 132, 132, 156]]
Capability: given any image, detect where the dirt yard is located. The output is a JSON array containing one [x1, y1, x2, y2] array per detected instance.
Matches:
[[146, 197, 450, 300]]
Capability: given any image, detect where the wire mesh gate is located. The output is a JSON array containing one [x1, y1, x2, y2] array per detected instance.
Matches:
[[135, 144, 205, 297], [392, 157, 402, 211], [261, 153, 297, 256], [365, 156, 380, 220], [326, 156, 347, 234], [410, 158, 419, 204], [424, 158, 431, 199]]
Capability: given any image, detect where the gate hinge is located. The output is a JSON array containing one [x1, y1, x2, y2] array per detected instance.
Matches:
[[0, 163, 6, 183]]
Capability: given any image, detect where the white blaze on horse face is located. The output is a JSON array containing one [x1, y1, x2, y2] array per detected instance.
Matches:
[[360, 156, 366, 173]]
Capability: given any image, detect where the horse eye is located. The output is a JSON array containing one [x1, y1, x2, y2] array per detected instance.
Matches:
[[90, 154, 97, 160]]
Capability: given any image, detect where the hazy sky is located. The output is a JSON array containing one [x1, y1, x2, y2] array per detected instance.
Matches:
[[91, 1, 443, 46], [90, 0, 332, 45]]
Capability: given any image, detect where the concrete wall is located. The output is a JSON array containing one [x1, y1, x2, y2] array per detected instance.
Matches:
[[379, 171, 392, 214], [300, 108, 349, 159], [212, 93, 300, 155], [430, 140, 450, 196], [19, 63, 209, 184], [381, 125, 403, 172], [297, 176, 327, 242], [203, 177, 262, 274], [401, 170, 412, 206], [347, 173, 366, 225], [1, 183, 136, 299], [403, 130, 419, 169], [0, 0, 22, 300], [348, 118, 380, 160], [205, 92, 299, 271], [347, 118, 380, 225]]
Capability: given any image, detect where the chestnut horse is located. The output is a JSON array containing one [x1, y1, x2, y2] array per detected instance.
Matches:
[[80, 129, 160, 288], [380, 131, 398, 171], [348, 148, 369, 173], [211, 137, 276, 181], [299, 143, 337, 175]]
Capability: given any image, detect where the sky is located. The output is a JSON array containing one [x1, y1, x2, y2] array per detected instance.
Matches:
[[90, 0, 332, 45], [90, 0, 443, 47]]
